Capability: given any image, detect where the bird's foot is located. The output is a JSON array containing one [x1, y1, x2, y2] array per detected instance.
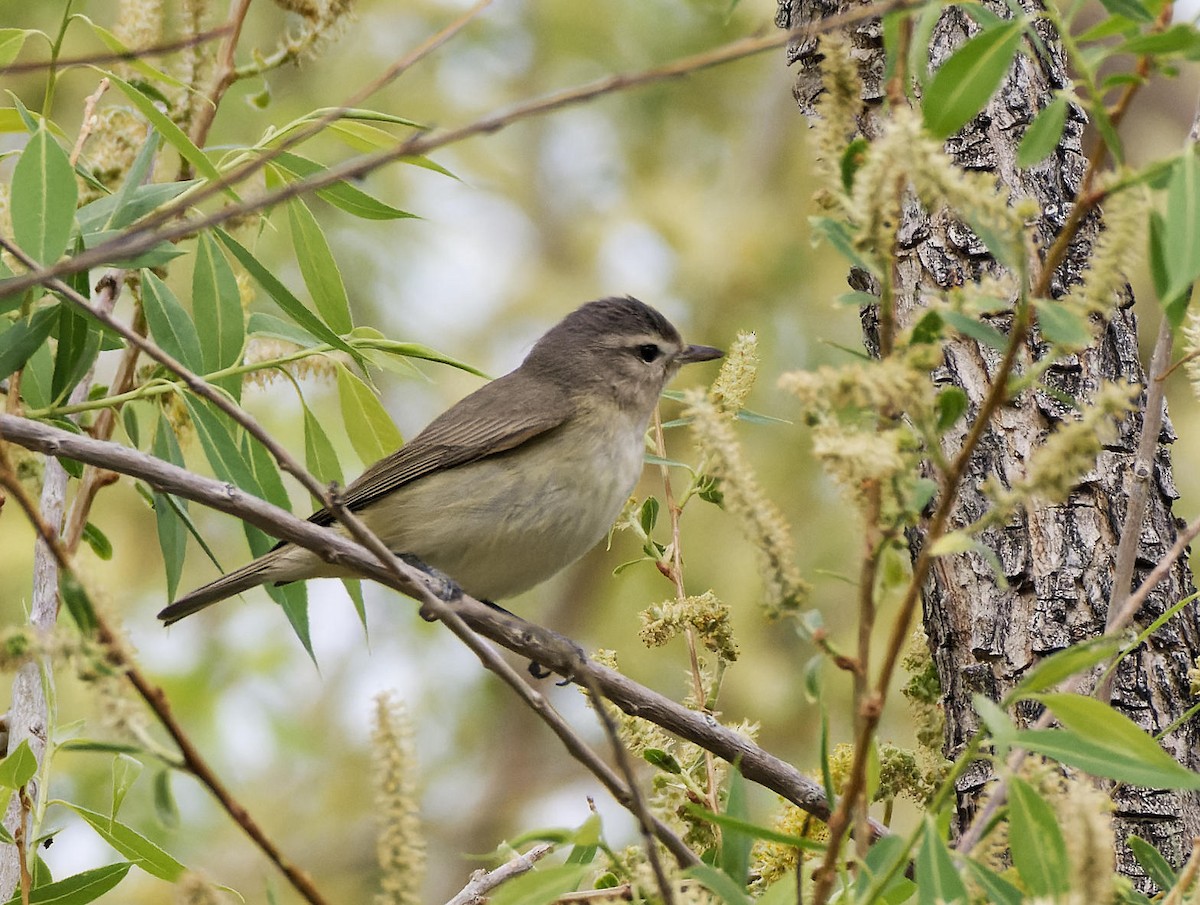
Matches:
[[397, 554, 462, 621]]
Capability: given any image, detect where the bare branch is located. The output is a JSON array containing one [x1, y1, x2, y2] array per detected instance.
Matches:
[[0, 413, 876, 838], [442, 843, 554, 905]]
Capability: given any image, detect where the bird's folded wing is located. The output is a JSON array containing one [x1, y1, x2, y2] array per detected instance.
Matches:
[[306, 373, 574, 528]]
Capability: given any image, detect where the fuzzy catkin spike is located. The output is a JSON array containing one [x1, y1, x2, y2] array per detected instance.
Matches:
[[372, 692, 425, 905], [639, 591, 739, 662], [709, 331, 759, 415], [686, 391, 808, 619]]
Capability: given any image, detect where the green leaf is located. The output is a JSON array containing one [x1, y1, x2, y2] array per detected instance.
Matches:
[[0, 305, 59, 382], [76, 179, 196, 235], [77, 18, 187, 90], [1008, 776, 1069, 895], [141, 270, 203, 373], [1018, 95, 1069, 168], [1034, 298, 1094, 348], [1090, 101, 1124, 165], [0, 30, 29, 67], [11, 125, 77, 265], [808, 216, 873, 272], [684, 864, 753, 905], [246, 311, 321, 347], [1018, 693, 1200, 787], [152, 769, 179, 830], [963, 860, 1023, 905], [856, 834, 916, 904], [683, 804, 824, 852], [192, 232, 245, 395], [335, 364, 403, 465], [638, 497, 659, 535], [1163, 153, 1200, 305], [59, 572, 98, 635], [58, 802, 186, 882], [303, 401, 344, 485], [1098, 0, 1153, 21], [935, 387, 968, 431], [1121, 24, 1200, 56], [924, 21, 1026, 138], [1005, 635, 1122, 699], [973, 694, 1016, 747], [929, 530, 974, 556], [81, 522, 113, 561], [110, 754, 142, 819], [840, 137, 868, 193], [719, 771, 751, 887], [0, 740, 38, 789], [51, 303, 101, 405], [214, 227, 363, 365], [105, 72, 226, 190], [643, 748, 682, 773], [915, 815, 968, 905], [1127, 834, 1176, 890], [0, 861, 131, 905], [270, 151, 417, 221], [940, 309, 1010, 351], [288, 199, 354, 333], [151, 416, 189, 600], [487, 864, 589, 905]]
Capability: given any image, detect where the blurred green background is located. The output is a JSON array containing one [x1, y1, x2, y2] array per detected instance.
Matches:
[[1, 0, 1198, 901]]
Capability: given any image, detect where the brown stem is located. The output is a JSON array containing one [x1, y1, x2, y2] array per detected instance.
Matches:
[[186, 0, 252, 153], [652, 408, 720, 815], [0, 27, 232, 75]]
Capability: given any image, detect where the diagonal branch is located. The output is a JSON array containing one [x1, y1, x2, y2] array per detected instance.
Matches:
[[0, 412, 881, 840]]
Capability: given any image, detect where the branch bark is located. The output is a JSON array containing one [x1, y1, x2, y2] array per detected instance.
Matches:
[[0, 413, 880, 840]]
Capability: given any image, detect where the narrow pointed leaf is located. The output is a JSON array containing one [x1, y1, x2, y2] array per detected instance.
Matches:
[[288, 198, 353, 333], [0, 305, 59, 382], [1164, 153, 1200, 304], [11, 126, 77, 265], [141, 270, 204, 373], [0, 740, 37, 789], [915, 815, 968, 905], [1017, 95, 1069, 168], [214, 227, 363, 365], [192, 232, 245, 394], [0, 861, 130, 905], [105, 72, 225, 189], [1008, 776, 1069, 895], [924, 21, 1026, 138], [271, 151, 416, 220], [335, 365, 402, 465], [59, 802, 186, 882], [151, 416, 188, 600]]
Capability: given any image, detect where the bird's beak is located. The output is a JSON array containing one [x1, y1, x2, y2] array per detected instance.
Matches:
[[677, 344, 724, 364]]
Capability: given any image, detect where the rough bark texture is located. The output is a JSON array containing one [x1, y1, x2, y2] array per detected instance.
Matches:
[[777, 0, 1200, 884]]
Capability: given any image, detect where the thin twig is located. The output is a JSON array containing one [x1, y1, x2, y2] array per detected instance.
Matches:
[[576, 667, 679, 904], [652, 408, 720, 815], [186, 0, 252, 151], [69, 79, 110, 166], [0, 0, 920, 307], [1163, 837, 1200, 905], [0, 27, 232, 75], [442, 843, 554, 905]]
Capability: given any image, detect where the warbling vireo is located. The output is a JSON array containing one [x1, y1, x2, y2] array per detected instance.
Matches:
[[158, 296, 722, 624]]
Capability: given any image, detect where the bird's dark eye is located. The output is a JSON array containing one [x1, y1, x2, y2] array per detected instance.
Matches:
[[636, 343, 662, 363]]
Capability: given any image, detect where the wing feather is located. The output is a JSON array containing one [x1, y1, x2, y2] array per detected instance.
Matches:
[[307, 371, 573, 527]]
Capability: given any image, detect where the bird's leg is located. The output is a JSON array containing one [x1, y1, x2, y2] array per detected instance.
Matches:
[[396, 554, 462, 620]]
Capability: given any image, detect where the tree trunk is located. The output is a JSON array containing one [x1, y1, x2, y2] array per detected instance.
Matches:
[[777, 0, 1200, 882]]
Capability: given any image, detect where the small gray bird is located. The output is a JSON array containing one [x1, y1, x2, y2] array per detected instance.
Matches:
[[158, 297, 722, 624]]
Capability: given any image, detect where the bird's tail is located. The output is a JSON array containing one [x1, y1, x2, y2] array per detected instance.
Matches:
[[157, 551, 286, 625]]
